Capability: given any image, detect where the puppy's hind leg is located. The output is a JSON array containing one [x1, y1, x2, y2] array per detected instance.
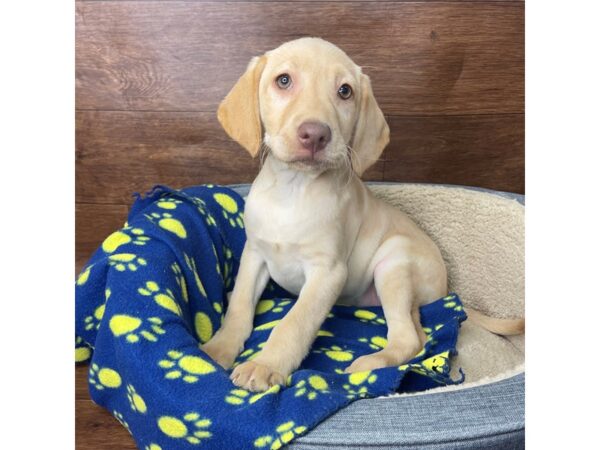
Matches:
[[345, 262, 422, 373]]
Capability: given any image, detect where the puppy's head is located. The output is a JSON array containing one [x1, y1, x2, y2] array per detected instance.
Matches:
[[217, 38, 389, 176]]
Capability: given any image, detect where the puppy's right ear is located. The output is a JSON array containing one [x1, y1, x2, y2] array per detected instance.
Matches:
[[217, 56, 267, 158]]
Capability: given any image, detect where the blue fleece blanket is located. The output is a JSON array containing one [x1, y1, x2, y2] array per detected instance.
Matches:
[[75, 184, 466, 450]]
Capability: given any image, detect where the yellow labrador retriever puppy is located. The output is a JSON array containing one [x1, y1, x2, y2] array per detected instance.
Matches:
[[201, 37, 523, 392]]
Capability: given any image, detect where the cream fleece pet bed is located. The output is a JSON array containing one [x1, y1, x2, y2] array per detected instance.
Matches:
[[370, 184, 525, 388]]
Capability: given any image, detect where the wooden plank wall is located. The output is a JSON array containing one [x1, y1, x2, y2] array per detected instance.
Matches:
[[75, 1, 523, 448]]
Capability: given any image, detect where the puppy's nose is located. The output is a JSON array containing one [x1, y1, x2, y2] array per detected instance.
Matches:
[[297, 121, 332, 153]]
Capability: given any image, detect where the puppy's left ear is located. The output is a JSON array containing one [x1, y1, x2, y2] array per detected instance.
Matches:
[[351, 74, 390, 176], [217, 56, 267, 157]]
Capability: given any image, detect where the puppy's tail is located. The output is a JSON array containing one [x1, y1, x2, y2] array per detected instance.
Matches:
[[464, 307, 525, 336]]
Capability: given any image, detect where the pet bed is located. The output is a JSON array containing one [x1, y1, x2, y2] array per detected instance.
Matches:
[[75, 182, 524, 449]]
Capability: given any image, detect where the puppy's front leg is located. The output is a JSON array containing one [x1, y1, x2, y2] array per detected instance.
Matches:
[[201, 243, 269, 369], [231, 263, 347, 392]]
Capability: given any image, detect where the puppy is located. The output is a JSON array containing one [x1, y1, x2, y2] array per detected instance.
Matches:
[[201, 38, 523, 392]]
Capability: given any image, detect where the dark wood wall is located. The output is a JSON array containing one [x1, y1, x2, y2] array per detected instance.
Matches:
[[75, 2, 523, 448]]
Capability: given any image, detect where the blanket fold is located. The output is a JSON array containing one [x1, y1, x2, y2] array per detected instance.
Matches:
[[75, 184, 466, 450]]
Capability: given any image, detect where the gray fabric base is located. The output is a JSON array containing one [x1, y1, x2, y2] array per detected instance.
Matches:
[[289, 373, 524, 450]]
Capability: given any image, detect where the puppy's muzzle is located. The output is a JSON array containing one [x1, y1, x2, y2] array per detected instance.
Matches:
[[297, 121, 332, 155]]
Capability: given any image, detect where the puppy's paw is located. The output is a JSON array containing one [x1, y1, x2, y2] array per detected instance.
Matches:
[[200, 336, 241, 370], [344, 350, 403, 373], [230, 360, 286, 392]]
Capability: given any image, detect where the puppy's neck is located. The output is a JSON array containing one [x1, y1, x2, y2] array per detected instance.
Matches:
[[261, 154, 349, 191]]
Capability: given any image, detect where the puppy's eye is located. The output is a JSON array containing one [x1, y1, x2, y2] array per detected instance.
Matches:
[[338, 84, 353, 99], [276, 74, 292, 89]]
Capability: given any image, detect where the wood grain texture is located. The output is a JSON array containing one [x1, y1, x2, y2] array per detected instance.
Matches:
[[384, 114, 524, 193], [76, 1, 523, 115]]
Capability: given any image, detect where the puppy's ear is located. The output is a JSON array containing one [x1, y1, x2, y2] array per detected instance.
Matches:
[[351, 74, 390, 176], [217, 56, 267, 157]]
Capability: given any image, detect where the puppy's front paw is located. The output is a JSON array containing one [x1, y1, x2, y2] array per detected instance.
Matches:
[[200, 336, 242, 370], [230, 360, 286, 392]]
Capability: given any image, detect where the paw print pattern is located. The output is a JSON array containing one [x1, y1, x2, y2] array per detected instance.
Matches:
[[184, 253, 207, 298], [294, 375, 330, 400], [126, 384, 147, 414], [189, 196, 217, 227], [84, 303, 105, 331], [144, 444, 162, 450], [102, 227, 150, 253], [158, 350, 216, 383], [342, 371, 378, 399], [358, 335, 388, 351], [254, 422, 308, 450], [75, 336, 92, 362], [213, 192, 244, 228], [109, 314, 166, 343], [255, 299, 293, 315], [156, 198, 182, 210], [194, 312, 214, 344], [353, 309, 386, 325], [225, 384, 282, 406], [144, 212, 187, 239], [113, 410, 132, 435], [442, 294, 463, 312], [138, 281, 182, 316], [108, 253, 148, 272], [89, 364, 122, 390], [171, 262, 189, 303], [313, 345, 355, 363], [76, 264, 92, 286], [157, 412, 212, 445]]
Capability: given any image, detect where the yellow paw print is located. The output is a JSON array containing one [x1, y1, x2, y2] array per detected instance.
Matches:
[[83, 288, 110, 330], [144, 444, 162, 450], [194, 312, 214, 344], [189, 196, 218, 227], [76, 264, 93, 286], [126, 384, 147, 414], [225, 384, 281, 406], [75, 336, 92, 362], [353, 309, 386, 325], [138, 281, 182, 316], [184, 253, 207, 298], [102, 227, 150, 253], [294, 375, 330, 400], [314, 345, 355, 363], [157, 412, 212, 445], [254, 421, 307, 450], [158, 350, 216, 383], [145, 212, 187, 239], [171, 262, 189, 303], [108, 253, 148, 272], [109, 314, 166, 343], [156, 198, 183, 210], [358, 335, 388, 351], [343, 370, 378, 399], [443, 294, 463, 312], [421, 352, 449, 374], [213, 192, 244, 228], [254, 320, 281, 331], [89, 364, 122, 390], [113, 410, 132, 434], [255, 299, 293, 315], [84, 304, 105, 331]]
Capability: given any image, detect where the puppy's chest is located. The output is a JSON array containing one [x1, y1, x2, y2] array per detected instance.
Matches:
[[244, 195, 339, 293]]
